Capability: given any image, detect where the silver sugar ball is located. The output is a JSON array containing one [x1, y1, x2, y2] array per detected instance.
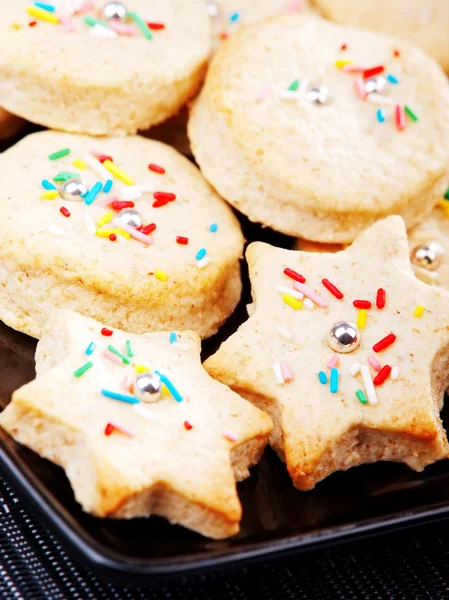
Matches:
[[328, 321, 360, 354], [101, 1, 128, 21], [410, 243, 442, 271], [60, 178, 88, 202], [207, 0, 220, 18], [364, 76, 387, 95], [307, 86, 329, 106], [118, 208, 143, 229], [134, 372, 161, 403]]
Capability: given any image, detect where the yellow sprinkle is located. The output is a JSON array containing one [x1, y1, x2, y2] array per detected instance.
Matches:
[[103, 160, 134, 186], [335, 59, 353, 69], [96, 228, 131, 240], [73, 158, 86, 170], [11, 23, 21, 30], [41, 190, 59, 200], [26, 6, 59, 24], [437, 200, 449, 217], [282, 294, 302, 310], [97, 211, 114, 227], [155, 269, 168, 282], [357, 309, 367, 330], [414, 305, 425, 318], [135, 364, 150, 373]]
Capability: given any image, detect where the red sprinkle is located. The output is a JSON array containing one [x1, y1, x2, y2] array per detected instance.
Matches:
[[153, 191, 176, 208], [59, 206, 70, 218], [148, 163, 165, 174], [376, 288, 386, 309], [353, 300, 372, 309], [373, 365, 392, 386], [141, 223, 157, 235], [109, 234, 117, 242], [97, 154, 113, 164], [322, 278, 344, 300], [176, 236, 189, 245], [29, 21, 37, 27], [284, 268, 306, 284], [219, 32, 229, 40], [101, 327, 113, 337], [105, 423, 115, 436], [184, 421, 193, 431], [373, 333, 396, 353], [393, 49, 401, 58], [111, 200, 135, 210], [363, 65, 385, 79], [395, 104, 406, 131], [340, 43, 347, 51], [147, 22, 165, 30]]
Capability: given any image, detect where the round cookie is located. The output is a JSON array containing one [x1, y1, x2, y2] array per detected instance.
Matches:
[[188, 14, 449, 244], [0, 130, 244, 339], [312, 0, 449, 74], [0, 1, 210, 135]]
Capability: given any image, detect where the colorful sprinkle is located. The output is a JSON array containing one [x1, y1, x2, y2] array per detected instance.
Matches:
[[360, 365, 378, 406], [176, 236, 189, 245], [48, 148, 70, 160], [42, 179, 57, 190], [377, 109, 385, 123], [376, 288, 386, 309], [129, 11, 152, 39], [103, 179, 113, 194], [255, 86, 271, 103], [363, 65, 384, 79], [223, 430, 238, 442], [414, 305, 425, 317], [210, 223, 218, 233], [41, 190, 59, 200], [387, 74, 399, 84], [59, 206, 70, 218], [101, 389, 139, 404], [293, 282, 328, 308], [354, 77, 367, 100], [170, 332, 177, 344], [282, 294, 302, 310], [327, 354, 340, 369], [96, 227, 130, 240], [104, 422, 134, 438], [34, 2, 55, 12], [103, 160, 134, 186], [107, 344, 130, 365], [27, 5, 59, 24], [73, 361, 93, 378], [125, 340, 134, 358], [273, 363, 284, 384], [405, 105, 419, 122], [280, 361, 294, 383], [318, 371, 327, 385], [149, 163, 165, 174], [357, 309, 367, 330], [135, 364, 150, 373], [368, 355, 382, 372], [103, 349, 122, 365], [141, 223, 157, 235], [356, 389, 368, 404], [98, 212, 114, 227], [155, 371, 183, 402], [84, 181, 103, 206], [395, 104, 406, 131], [101, 327, 113, 337], [109, 234, 117, 242], [277, 325, 293, 340], [284, 268, 306, 283], [373, 333, 396, 353], [373, 365, 392, 386], [330, 368, 339, 394], [155, 269, 168, 282], [85, 342, 96, 355], [110, 201, 134, 210], [335, 59, 353, 69], [73, 158, 85, 170], [350, 363, 361, 376], [229, 11, 240, 22], [184, 421, 193, 431], [84, 15, 109, 28], [322, 278, 343, 300], [196, 248, 207, 260], [288, 79, 300, 91]]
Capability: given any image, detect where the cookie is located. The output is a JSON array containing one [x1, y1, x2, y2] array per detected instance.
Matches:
[[312, 0, 449, 74], [205, 217, 449, 490], [0, 130, 244, 339], [0, 108, 24, 141], [0, 1, 210, 135], [188, 13, 449, 243], [0, 309, 272, 538]]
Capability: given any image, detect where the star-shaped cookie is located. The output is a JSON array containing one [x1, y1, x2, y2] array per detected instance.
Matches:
[[0, 310, 272, 539], [205, 217, 449, 490]]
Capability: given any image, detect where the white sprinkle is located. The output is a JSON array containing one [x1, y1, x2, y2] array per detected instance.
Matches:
[[304, 298, 314, 310], [298, 79, 309, 96], [3, 503, 9, 513], [121, 187, 142, 201], [366, 93, 393, 105], [273, 362, 284, 385], [277, 285, 303, 300], [83, 213, 96, 235], [48, 225, 64, 237], [280, 90, 301, 102], [277, 325, 293, 340], [89, 24, 118, 39], [197, 257, 211, 269], [172, 342, 189, 352], [391, 366, 399, 381], [84, 154, 110, 180], [361, 365, 378, 406], [350, 362, 361, 377], [133, 404, 154, 420]]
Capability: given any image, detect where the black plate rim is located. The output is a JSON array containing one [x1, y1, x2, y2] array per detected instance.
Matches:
[[3, 438, 449, 582]]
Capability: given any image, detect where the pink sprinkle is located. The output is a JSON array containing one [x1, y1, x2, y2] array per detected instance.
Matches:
[[293, 282, 328, 308], [286, 0, 302, 11], [343, 65, 364, 73], [108, 421, 134, 438], [109, 21, 137, 36], [327, 354, 340, 369], [368, 355, 382, 372], [122, 374, 133, 392], [354, 77, 367, 100], [56, 11, 76, 31], [280, 361, 294, 382], [103, 195, 119, 207], [223, 430, 238, 442], [256, 86, 270, 103], [75, 0, 95, 14], [103, 349, 122, 365], [111, 219, 153, 246]]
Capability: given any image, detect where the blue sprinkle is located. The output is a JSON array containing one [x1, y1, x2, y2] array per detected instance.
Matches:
[[34, 2, 56, 12], [169, 332, 177, 344], [330, 368, 339, 394], [85, 341, 96, 356], [376, 108, 385, 123], [84, 181, 103, 206], [42, 179, 57, 191], [103, 179, 113, 194], [318, 371, 327, 385], [387, 74, 399, 84], [155, 371, 183, 402], [229, 11, 240, 22], [210, 223, 218, 233], [101, 389, 139, 404], [196, 248, 207, 261]]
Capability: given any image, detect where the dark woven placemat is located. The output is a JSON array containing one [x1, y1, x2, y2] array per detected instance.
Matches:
[[1, 477, 449, 600]]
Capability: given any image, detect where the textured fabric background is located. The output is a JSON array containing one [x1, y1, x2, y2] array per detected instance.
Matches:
[[1, 476, 449, 600]]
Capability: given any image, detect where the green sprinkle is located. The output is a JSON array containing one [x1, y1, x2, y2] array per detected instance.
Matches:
[[128, 11, 152, 40], [445, 188, 449, 201], [107, 345, 130, 365], [49, 148, 71, 161], [84, 16, 109, 28], [125, 340, 134, 358], [356, 389, 368, 404], [53, 171, 80, 182], [73, 361, 93, 378], [288, 79, 300, 91], [404, 105, 418, 122]]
